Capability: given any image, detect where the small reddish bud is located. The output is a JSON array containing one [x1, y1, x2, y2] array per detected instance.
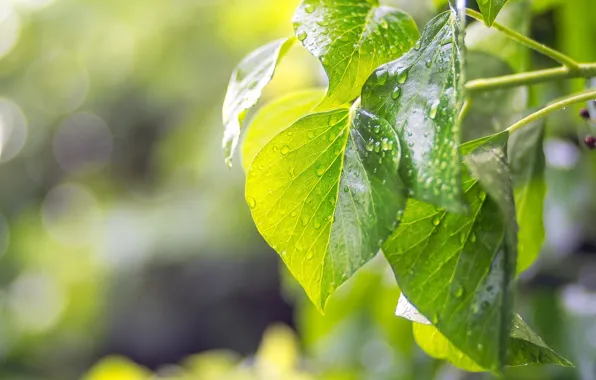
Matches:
[[585, 135, 596, 149], [580, 108, 591, 120]]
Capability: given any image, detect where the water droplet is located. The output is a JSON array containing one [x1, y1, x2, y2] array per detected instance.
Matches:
[[477, 344, 484, 351], [391, 87, 401, 100], [301, 215, 309, 226], [247, 197, 257, 208], [281, 145, 290, 155], [297, 31, 308, 41], [471, 304, 480, 313], [317, 19, 329, 27], [304, 4, 315, 13], [396, 70, 408, 84], [432, 216, 441, 226], [373, 141, 381, 153], [376, 70, 388, 85], [381, 138, 393, 151], [414, 41, 421, 50], [306, 252, 314, 260], [315, 165, 326, 176], [453, 285, 464, 298], [425, 59, 432, 68], [343, 186, 349, 193], [458, 232, 466, 244], [470, 233, 477, 242], [314, 221, 321, 229], [365, 139, 374, 152], [432, 313, 440, 325], [429, 101, 439, 119]]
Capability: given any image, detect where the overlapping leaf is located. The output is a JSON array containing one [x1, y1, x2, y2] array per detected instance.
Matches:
[[509, 121, 546, 273], [412, 314, 573, 371], [477, 0, 510, 27], [222, 37, 295, 166], [361, 11, 466, 212], [246, 105, 406, 311], [383, 133, 517, 372], [293, 0, 419, 109]]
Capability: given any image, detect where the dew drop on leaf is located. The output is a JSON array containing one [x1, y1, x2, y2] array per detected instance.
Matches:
[[281, 145, 290, 155], [391, 87, 402, 100], [431, 216, 441, 226], [247, 197, 257, 208], [304, 4, 315, 13], [315, 165, 326, 176], [297, 31, 308, 41], [376, 70, 389, 85], [396, 70, 408, 84], [453, 285, 464, 298], [429, 101, 439, 119], [343, 186, 349, 193]]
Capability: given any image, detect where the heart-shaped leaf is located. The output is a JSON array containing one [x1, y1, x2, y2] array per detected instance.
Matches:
[[361, 11, 466, 212], [222, 37, 295, 167], [293, 0, 419, 109], [246, 105, 406, 311], [476, 0, 510, 27], [383, 132, 517, 372]]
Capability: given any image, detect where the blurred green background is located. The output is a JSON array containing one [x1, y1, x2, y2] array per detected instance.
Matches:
[[0, 0, 595, 379]]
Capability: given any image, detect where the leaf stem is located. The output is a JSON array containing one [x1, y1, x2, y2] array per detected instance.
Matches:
[[465, 9, 580, 70], [507, 89, 596, 134], [465, 64, 596, 92]]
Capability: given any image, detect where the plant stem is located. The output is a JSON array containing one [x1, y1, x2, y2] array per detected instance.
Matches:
[[465, 9, 580, 70], [507, 89, 596, 134], [466, 64, 596, 92]]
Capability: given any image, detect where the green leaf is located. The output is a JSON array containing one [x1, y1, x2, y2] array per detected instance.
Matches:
[[361, 11, 466, 212], [383, 132, 517, 372], [246, 105, 406, 311], [508, 121, 546, 274], [293, 0, 419, 109], [241, 89, 325, 171], [222, 37, 295, 167], [412, 314, 573, 371], [477, 0, 510, 27]]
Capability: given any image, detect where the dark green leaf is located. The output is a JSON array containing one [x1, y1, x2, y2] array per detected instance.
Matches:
[[508, 121, 546, 274], [293, 0, 419, 109], [409, 312, 573, 370], [222, 37, 295, 167], [242, 89, 325, 171], [477, 0, 510, 27], [383, 132, 517, 372], [246, 105, 406, 311], [361, 11, 466, 212]]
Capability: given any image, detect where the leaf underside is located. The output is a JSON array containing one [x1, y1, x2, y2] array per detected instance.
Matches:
[[477, 0, 510, 27], [222, 37, 295, 166], [384, 133, 517, 372], [293, 0, 419, 109], [361, 11, 466, 212]]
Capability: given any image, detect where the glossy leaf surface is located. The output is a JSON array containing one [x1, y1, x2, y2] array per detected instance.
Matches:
[[383, 133, 517, 372], [477, 0, 509, 27], [413, 314, 573, 370], [293, 0, 419, 108], [361, 11, 465, 212], [242, 89, 324, 171], [246, 106, 406, 311], [222, 37, 294, 166]]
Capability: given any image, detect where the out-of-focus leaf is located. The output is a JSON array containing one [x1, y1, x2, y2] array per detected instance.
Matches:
[[241, 89, 325, 171], [293, 0, 419, 109], [361, 10, 466, 212], [83, 356, 152, 380], [509, 121, 546, 273], [383, 132, 517, 372], [477, 0, 510, 27], [466, 1, 531, 73], [222, 37, 295, 166], [246, 105, 406, 311]]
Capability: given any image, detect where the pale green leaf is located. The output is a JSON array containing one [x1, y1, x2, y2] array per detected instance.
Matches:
[[383, 132, 517, 372], [246, 106, 406, 311], [361, 10, 466, 212], [222, 37, 295, 167], [477, 0, 510, 27], [293, 0, 419, 109], [508, 121, 546, 274], [241, 89, 325, 171]]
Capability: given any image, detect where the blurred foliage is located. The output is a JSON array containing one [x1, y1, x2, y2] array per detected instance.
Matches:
[[0, 0, 593, 379]]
